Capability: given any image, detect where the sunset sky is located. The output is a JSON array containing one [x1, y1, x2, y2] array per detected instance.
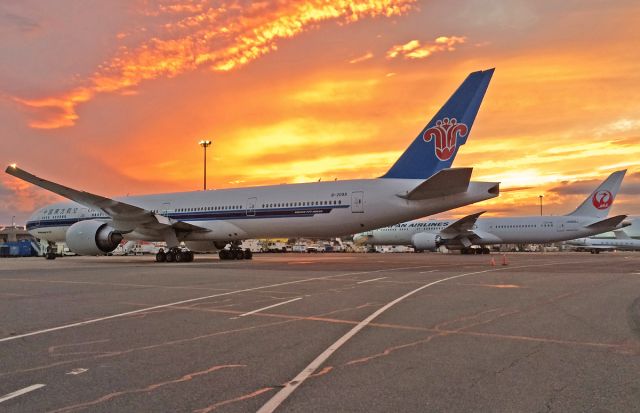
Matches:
[[1, 0, 640, 225]]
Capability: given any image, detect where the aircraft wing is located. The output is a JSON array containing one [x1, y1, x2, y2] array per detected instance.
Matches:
[[399, 168, 472, 200], [5, 165, 209, 233], [441, 211, 485, 235]]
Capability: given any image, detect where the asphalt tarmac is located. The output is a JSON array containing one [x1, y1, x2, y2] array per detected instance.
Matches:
[[1, 252, 639, 412]]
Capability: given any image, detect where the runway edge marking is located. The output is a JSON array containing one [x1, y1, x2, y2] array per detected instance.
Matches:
[[0, 264, 432, 344], [256, 260, 585, 413]]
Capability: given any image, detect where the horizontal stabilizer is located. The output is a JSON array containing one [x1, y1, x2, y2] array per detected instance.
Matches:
[[585, 215, 629, 232], [5, 165, 208, 233], [441, 211, 485, 234], [399, 168, 472, 200]]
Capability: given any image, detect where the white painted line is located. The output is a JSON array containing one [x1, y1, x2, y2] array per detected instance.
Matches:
[[356, 277, 387, 284], [0, 265, 433, 344], [256, 260, 584, 413], [238, 297, 303, 317], [0, 384, 46, 404], [419, 269, 438, 273]]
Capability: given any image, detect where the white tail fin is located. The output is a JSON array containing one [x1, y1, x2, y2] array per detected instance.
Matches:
[[567, 170, 626, 218], [614, 229, 631, 240]]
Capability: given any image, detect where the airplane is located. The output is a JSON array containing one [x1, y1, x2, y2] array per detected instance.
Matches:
[[353, 170, 629, 254], [6, 68, 499, 263], [566, 230, 640, 253]]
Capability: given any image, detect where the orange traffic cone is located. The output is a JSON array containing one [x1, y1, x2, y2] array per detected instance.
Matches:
[[490, 257, 496, 266], [502, 254, 509, 266]]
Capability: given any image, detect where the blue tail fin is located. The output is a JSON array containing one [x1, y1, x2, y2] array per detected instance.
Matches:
[[381, 68, 494, 179]]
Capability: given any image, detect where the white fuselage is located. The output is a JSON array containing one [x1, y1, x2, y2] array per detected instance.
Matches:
[[358, 215, 619, 247], [567, 237, 640, 251], [27, 178, 498, 244]]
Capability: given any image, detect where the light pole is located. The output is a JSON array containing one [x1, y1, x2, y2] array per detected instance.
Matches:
[[539, 195, 543, 216], [198, 140, 212, 190]]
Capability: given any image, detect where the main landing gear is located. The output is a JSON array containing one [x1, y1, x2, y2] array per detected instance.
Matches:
[[218, 242, 253, 260], [45, 244, 57, 260], [155, 247, 194, 263]]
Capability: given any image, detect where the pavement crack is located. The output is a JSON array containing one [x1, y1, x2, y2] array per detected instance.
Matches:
[[47, 364, 245, 413], [495, 344, 543, 376]]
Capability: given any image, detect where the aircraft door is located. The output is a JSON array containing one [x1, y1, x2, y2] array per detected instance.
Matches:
[[566, 220, 579, 232], [556, 222, 565, 232], [351, 191, 364, 213], [247, 197, 257, 216]]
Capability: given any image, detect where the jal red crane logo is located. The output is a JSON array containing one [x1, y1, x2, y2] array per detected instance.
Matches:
[[423, 118, 469, 161], [592, 190, 613, 210]]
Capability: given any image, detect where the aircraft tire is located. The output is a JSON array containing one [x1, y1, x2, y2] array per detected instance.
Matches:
[[244, 249, 253, 260], [165, 251, 175, 262], [235, 250, 245, 260], [186, 251, 194, 262], [156, 251, 166, 262], [175, 251, 184, 262]]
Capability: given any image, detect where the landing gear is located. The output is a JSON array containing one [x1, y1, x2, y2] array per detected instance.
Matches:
[[218, 242, 252, 260], [590, 249, 600, 254], [45, 244, 56, 260], [156, 247, 194, 263], [460, 247, 490, 255]]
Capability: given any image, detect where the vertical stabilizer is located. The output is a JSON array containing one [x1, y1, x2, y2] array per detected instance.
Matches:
[[567, 170, 626, 218], [382, 69, 494, 179]]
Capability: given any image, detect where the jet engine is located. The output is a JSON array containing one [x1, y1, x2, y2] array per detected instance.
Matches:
[[66, 220, 123, 255], [411, 232, 441, 251]]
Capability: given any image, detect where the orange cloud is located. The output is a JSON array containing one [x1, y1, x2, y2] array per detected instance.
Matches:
[[14, 0, 416, 129], [349, 52, 375, 64], [385, 36, 466, 59]]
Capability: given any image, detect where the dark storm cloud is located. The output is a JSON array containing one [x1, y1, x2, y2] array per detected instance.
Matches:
[[0, 11, 40, 33], [548, 172, 640, 196]]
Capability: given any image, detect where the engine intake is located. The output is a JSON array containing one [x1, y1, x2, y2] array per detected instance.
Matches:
[[411, 232, 442, 251], [66, 220, 123, 256]]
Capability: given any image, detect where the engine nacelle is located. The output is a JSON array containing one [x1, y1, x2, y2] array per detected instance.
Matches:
[[66, 220, 123, 256], [411, 232, 441, 251]]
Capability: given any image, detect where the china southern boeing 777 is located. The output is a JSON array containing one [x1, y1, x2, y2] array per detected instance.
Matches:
[[354, 170, 628, 253], [7, 69, 498, 262]]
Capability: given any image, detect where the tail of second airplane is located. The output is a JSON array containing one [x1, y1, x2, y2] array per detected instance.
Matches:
[[381, 68, 494, 180], [567, 170, 626, 219]]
